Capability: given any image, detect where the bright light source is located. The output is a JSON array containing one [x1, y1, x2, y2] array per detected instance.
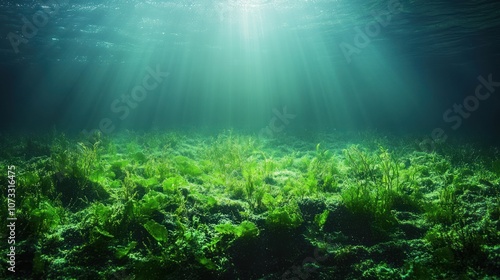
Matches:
[[227, 0, 273, 12]]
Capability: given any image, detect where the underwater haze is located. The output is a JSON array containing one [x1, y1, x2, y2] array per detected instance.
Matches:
[[1, 0, 500, 279], [0, 0, 498, 135]]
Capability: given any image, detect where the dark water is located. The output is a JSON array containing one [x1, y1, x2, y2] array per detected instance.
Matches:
[[1, 0, 499, 139], [2, 1, 500, 279]]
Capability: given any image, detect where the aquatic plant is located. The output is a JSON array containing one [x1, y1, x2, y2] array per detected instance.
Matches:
[[161, 174, 186, 193], [5, 130, 499, 279], [50, 133, 75, 176], [205, 131, 258, 176], [340, 145, 412, 223], [425, 183, 458, 225], [377, 146, 401, 192], [215, 221, 259, 239], [173, 155, 202, 177], [314, 209, 330, 230], [115, 241, 137, 259], [22, 198, 62, 235], [122, 171, 137, 202], [266, 201, 304, 229], [76, 140, 101, 180], [343, 145, 378, 182], [136, 190, 170, 217], [144, 220, 169, 243], [307, 143, 340, 193]]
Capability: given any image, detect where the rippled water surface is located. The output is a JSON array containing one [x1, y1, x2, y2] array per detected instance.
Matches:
[[2, 0, 499, 65]]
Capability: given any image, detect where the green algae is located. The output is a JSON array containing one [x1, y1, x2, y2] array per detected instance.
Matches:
[[0, 130, 499, 279]]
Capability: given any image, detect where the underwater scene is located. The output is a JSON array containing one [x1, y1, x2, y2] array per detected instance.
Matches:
[[1, 0, 500, 279]]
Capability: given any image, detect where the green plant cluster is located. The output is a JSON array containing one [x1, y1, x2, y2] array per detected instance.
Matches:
[[340, 145, 408, 221], [0, 130, 498, 279]]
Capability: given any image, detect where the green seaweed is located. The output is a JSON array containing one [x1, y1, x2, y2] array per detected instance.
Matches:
[[173, 155, 203, 177], [144, 220, 169, 243], [314, 209, 330, 230], [215, 221, 259, 239], [266, 202, 304, 229], [2, 130, 498, 279], [115, 241, 137, 259]]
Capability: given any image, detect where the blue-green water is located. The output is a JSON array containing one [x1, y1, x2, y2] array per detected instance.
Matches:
[[1, 1, 500, 279], [1, 0, 499, 137]]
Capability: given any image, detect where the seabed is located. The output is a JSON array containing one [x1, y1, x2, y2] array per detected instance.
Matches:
[[1, 130, 499, 279]]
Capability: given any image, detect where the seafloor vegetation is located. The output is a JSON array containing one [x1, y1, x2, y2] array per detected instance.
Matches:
[[1, 130, 499, 279]]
